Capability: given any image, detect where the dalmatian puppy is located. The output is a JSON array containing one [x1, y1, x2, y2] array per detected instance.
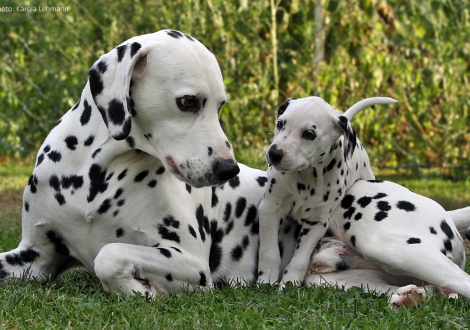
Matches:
[[258, 96, 397, 286], [0, 30, 268, 296], [305, 180, 470, 306]]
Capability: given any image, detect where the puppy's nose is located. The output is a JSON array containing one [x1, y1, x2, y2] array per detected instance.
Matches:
[[212, 158, 240, 181], [267, 144, 283, 165]]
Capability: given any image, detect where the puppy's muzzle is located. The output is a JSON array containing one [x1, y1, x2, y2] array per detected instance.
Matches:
[[267, 144, 284, 165], [212, 158, 240, 181]]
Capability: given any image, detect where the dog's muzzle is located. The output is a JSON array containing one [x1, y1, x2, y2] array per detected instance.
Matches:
[[212, 158, 240, 182]]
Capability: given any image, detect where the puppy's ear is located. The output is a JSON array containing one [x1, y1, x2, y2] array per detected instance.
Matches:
[[88, 42, 149, 140], [334, 115, 357, 160], [277, 98, 291, 118]]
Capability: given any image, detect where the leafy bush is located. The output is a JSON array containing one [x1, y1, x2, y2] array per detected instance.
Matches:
[[1, 0, 469, 174]]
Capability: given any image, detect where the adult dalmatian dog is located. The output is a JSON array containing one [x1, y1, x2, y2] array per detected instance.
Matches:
[[1, 30, 469, 303], [0, 30, 269, 296], [257, 95, 470, 305]]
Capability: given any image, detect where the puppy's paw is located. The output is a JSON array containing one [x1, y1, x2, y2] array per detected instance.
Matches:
[[389, 285, 423, 308]]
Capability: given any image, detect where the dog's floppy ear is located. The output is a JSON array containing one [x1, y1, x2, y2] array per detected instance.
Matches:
[[334, 115, 357, 160], [277, 98, 293, 118], [88, 42, 148, 140]]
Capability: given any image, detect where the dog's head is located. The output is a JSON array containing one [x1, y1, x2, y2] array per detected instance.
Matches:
[[266, 96, 397, 172], [87, 30, 239, 187]]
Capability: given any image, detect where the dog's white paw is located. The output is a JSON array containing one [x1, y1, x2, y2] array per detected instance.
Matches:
[[389, 285, 424, 308]]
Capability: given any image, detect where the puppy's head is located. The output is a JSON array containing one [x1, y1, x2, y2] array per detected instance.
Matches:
[[265, 97, 356, 172], [87, 30, 239, 187]]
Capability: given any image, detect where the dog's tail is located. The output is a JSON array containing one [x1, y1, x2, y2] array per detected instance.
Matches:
[[447, 206, 470, 240], [344, 97, 398, 121]]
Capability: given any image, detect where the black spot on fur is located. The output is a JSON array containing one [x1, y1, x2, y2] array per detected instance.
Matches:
[[184, 225, 196, 240], [429, 226, 437, 235], [156, 167, 165, 175], [80, 99, 92, 126], [350, 235, 356, 247], [116, 44, 128, 62], [343, 207, 355, 220], [130, 42, 142, 58], [134, 170, 149, 182], [36, 154, 45, 166], [211, 187, 219, 208], [336, 261, 350, 271], [341, 194, 355, 209], [199, 271, 207, 286], [27, 175, 38, 194], [165, 273, 173, 282], [444, 239, 453, 252], [186, 183, 192, 193], [231, 245, 243, 261], [49, 175, 61, 191], [126, 136, 135, 148], [195, 205, 206, 242], [84, 135, 94, 147], [148, 180, 157, 188], [91, 148, 102, 159], [325, 158, 337, 173], [357, 196, 372, 208], [117, 169, 127, 181], [47, 150, 62, 163], [108, 99, 126, 126], [343, 222, 351, 230], [208, 147, 213, 156], [158, 248, 172, 258], [235, 197, 247, 218], [24, 201, 29, 212], [46, 231, 70, 255], [209, 244, 222, 272], [407, 237, 421, 244], [256, 176, 268, 187], [244, 205, 258, 227], [65, 135, 78, 150], [354, 212, 362, 220], [376, 201, 391, 212], [54, 193, 66, 206], [116, 228, 125, 237], [374, 211, 388, 221], [167, 30, 183, 39], [88, 68, 104, 98], [373, 193, 387, 199], [229, 176, 240, 188], [440, 220, 454, 239], [97, 198, 112, 214], [397, 201, 416, 212], [223, 202, 232, 222], [297, 182, 306, 192], [87, 164, 108, 202], [163, 215, 180, 229], [158, 224, 181, 243], [72, 101, 80, 111]]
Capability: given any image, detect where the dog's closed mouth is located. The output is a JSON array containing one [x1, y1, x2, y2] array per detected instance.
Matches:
[[165, 156, 182, 175]]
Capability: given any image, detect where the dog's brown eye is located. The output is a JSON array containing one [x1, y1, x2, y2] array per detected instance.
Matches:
[[302, 130, 317, 141], [276, 120, 284, 130], [176, 96, 201, 112]]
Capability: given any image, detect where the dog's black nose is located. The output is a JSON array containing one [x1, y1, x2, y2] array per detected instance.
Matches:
[[267, 144, 283, 165], [212, 158, 240, 181]]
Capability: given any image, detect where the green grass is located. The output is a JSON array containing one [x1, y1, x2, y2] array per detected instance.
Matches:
[[1, 164, 470, 329]]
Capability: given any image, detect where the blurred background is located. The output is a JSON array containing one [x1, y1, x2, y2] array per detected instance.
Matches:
[[1, 0, 469, 177]]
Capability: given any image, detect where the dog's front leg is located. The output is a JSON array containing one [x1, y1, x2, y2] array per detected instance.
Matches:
[[94, 243, 211, 297], [279, 219, 328, 289]]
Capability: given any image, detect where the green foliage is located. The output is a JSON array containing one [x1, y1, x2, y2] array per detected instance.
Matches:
[[0, 0, 469, 173]]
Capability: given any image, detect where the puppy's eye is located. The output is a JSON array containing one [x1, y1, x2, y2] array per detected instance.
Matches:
[[176, 96, 201, 112], [302, 130, 317, 141], [276, 120, 284, 130]]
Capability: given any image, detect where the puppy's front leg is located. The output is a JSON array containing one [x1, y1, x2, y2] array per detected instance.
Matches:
[[280, 218, 328, 288]]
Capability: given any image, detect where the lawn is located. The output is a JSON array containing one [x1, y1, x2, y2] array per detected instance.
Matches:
[[0, 164, 469, 329]]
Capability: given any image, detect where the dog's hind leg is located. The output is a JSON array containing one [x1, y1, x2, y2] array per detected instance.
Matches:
[[94, 243, 212, 297]]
